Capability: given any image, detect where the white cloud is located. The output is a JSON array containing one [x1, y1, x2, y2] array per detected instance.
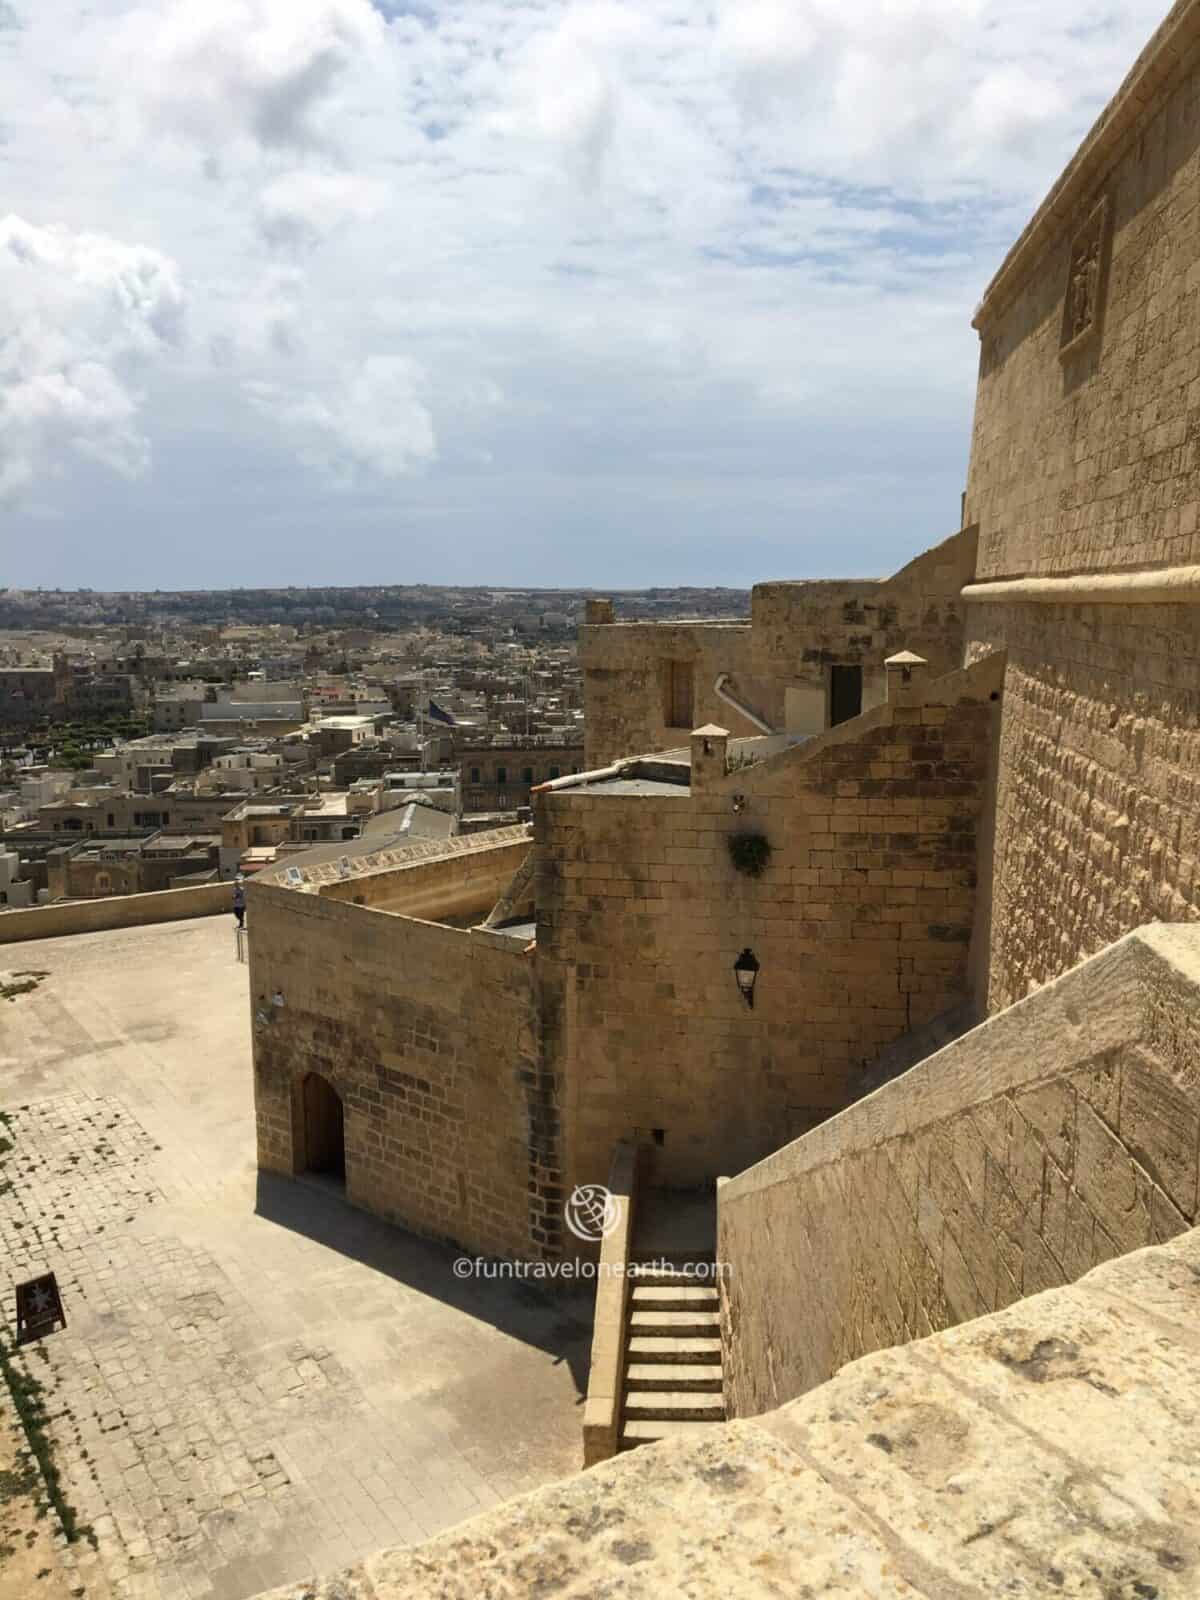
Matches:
[[0, 214, 185, 502], [713, 0, 1073, 184], [257, 170, 388, 249], [0, 0, 1174, 581], [246, 354, 435, 483], [119, 0, 386, 154], [490, 5, 649, 188]]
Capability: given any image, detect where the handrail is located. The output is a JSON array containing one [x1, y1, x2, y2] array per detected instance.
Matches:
[[713, 674, 774, 735], [582, 1140, 643, 1466]]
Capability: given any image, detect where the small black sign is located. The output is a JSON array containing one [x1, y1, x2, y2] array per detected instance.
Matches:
[[15, 1273, 66, 1342]]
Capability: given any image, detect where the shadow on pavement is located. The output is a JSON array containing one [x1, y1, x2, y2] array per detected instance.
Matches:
[[254, 1171, 594, 1396]]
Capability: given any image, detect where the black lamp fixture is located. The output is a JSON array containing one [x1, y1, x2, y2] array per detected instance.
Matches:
[[733, 947, 760, 1008]]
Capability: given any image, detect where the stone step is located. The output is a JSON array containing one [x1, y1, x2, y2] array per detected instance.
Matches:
[[630, 1249, 715, 1269], [625, 1363, 723, 1391], [630, 1254, 713, 1280], [626, 1335, 722, 1363], [628, 1309, 721, 1336], [630, 1284, 719, 1311], [620, 1417, 727, 1451], [628, 1267, 719, 1290], [624, 1391, 726, 1423], [619, 1417, 724, 1450]]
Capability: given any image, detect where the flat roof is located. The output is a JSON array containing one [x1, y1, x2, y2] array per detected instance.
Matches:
[[582, 777, 691, 797]]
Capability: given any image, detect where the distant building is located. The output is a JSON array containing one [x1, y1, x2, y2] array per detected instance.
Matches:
[[45, 832, 219, 899], [199, 702, 305, 737], [0, 847, 34, 908], [458, 744, 584, 815], [0, 655, 69, 724]]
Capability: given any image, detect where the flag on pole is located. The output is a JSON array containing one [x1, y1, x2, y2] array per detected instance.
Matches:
[[427, 699, 456, 726]]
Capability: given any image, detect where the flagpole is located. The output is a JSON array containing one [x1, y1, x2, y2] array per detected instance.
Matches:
[[418, 669, 425, 773]]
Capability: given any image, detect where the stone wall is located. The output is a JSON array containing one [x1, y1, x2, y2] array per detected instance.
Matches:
[[966, 601, 1200, 1009], [967, 4, 1200, 581], [318, 838, 528, 923], [579, 620, 762, 769], [752, 525, 976, 694], [579, 530, 975, 769], [962, 7, 1200, 1008], [0, 880, 232, 944], [717, 922, 1200, 1419], [249, 866, 558, 1259], [537, 654, 1001, 1193], [246, 1223, 1200, 1600]]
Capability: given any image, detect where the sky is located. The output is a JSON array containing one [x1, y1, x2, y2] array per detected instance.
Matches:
[[0, 0, 1171, 590]]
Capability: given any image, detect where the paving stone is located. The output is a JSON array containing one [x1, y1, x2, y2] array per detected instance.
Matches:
[[0, 918, 591, 1600]]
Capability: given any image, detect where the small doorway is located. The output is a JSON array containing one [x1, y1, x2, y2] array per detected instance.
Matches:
[[829, 664, 863, 727], [301, 1072, 345, 1183]]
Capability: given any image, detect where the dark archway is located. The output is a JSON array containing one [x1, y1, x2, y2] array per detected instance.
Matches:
[[302, 1072, 345, 1183]]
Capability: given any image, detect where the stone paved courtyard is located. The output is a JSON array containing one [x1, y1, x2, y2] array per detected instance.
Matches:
[[0, 917, 593, 1600]]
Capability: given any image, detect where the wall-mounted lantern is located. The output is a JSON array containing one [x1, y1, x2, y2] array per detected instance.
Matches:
[[733, 947, 760, 1008], [732, 793, 746, 814]]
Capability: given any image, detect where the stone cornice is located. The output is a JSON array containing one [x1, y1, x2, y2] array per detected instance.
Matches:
[[962, 564, 1200, 603]]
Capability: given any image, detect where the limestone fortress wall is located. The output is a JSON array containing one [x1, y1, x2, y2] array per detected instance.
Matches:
[[964, 0, 1200, 1010]]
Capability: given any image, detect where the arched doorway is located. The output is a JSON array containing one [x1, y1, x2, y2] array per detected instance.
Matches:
[[301, 1072, 345, 1184]]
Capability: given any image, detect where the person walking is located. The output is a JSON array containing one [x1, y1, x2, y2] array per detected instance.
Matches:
[[232, 877, 246, 929]]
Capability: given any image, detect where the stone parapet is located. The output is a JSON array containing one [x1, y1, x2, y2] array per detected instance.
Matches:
[[718, 921, 1200, 1418], [581, 1140, 642, 1466], [0, 880, 232, 945], [750, 526, 976, 689]]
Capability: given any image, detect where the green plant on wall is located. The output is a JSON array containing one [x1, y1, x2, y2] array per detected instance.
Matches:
[[727, 832, 771, 878]]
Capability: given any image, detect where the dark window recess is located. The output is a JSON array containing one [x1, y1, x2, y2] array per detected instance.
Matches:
[[666, 660, 694, 728], [522, 767, 534, 784], [829, 664, 863, 727], [469, 767, 481, 783], [496, 767, 507, 784], [548, 766, 560, 780]]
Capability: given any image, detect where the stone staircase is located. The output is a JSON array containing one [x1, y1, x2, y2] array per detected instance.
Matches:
[[619, 1254, 725, 1451]]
